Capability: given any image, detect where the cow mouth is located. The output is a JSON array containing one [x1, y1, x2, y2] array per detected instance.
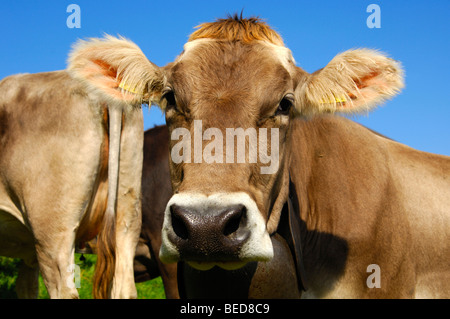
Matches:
[[160, 192, 274, 266], [187, 261, 248, 271]]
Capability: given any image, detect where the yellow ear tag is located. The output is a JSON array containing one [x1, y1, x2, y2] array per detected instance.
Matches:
[[319, 95, 347, 104], [118, 81, 139, 94]]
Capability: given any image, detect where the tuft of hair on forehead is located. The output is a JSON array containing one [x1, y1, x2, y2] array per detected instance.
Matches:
[[188, 14, 285, 47]]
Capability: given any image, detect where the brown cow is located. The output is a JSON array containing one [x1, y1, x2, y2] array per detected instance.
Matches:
[[67, 16, 449, 298]]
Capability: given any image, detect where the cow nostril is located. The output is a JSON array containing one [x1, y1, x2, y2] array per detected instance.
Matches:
[[223, 206, 246, 237], [171, 206, 189, 240]]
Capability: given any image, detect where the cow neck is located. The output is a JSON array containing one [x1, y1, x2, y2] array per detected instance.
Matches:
[[276, 174, 308, 292]]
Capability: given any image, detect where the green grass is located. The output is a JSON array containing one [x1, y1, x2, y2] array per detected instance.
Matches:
[[0, 255, 166, 299]]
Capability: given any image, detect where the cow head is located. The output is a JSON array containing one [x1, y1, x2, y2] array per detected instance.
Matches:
[[68, 17, 403, 271]]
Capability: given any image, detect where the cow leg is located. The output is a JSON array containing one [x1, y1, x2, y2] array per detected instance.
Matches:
[[28, 168, 99, 299], [35, 234, 79, 299], [159, 263, 179, 299], [30, 175, 99, 299], [110, 107, 143, 299], [15, 260, 39, 299]]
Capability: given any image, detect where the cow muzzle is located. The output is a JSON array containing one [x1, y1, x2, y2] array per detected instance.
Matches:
[[159, 192, 274, 271]]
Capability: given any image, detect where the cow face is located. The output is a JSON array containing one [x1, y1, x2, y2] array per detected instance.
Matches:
[[158, 36, 299, 270], [68, 17, 403, 271]]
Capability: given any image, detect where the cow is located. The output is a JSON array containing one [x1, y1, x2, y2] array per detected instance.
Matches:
[[0, 37, 156, 298], [58, 15, 449, 298]]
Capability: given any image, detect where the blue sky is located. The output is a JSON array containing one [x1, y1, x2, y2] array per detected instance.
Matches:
[[1, 0, 449, 156]]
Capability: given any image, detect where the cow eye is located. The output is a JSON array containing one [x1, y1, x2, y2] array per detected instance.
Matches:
[[275, 96, 294, 116], [161, 89, 177, 111]]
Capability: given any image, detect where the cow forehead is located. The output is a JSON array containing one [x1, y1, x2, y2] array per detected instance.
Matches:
[[181, 38, 296, 71], [166, 39, 297, 119]]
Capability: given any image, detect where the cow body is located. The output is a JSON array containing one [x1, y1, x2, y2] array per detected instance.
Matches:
[[290, 116, 450, 298], [0, 70, 143, 298]]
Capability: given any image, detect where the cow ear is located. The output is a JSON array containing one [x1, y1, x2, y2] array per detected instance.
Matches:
[[67, 35, 165, 106], [295, 49, 404, 116]]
